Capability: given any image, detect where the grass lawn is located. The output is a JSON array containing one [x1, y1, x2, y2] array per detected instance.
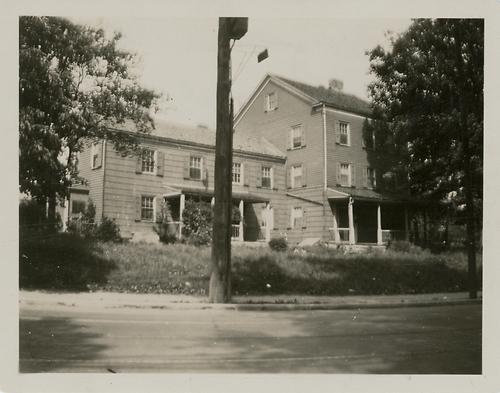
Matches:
[[19, 233, 482, 296]]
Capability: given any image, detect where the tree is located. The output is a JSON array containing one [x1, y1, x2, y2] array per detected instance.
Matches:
[[19, 16, 160, 222], [366, 19, 483, 298]]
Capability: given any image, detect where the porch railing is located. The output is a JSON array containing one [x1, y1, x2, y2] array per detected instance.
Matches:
[[231, 224, 240, 240], [328, 227, 350, 243], [163, 221, 182, 239], [381, 229, 405, 243]]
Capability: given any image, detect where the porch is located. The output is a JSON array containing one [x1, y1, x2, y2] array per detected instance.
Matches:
[[161, 186, 272, 243], [327, 188, 410, 245]]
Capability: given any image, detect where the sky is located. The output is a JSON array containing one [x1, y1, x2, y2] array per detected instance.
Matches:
[[73, 17, 412, 129]]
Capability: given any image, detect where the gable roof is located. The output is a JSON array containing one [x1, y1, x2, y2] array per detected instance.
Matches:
[[109, 119, 285, 159], [235, 74, 372, 124], [273, 75, 372, 117]]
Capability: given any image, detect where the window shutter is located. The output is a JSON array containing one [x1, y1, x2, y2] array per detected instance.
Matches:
[[301, 164, 307, 187], [336, 163, 341, 185], [287, 129, 292, 150], [271, 166, 277, 190], [96, 142, 103, 168], [335, 122, 340, 144], [183, 156, 190, 179], [301, 127, 306, 147], [286, 167, 292, 189], [155, 196, 163, 223], [202, 157, 208, 181], [363, 167, 368, 188], [135, 195, 142, 221], [135, 153, 142, 174], [243, 163, 250, 186], [256, 165, 262, 188], [274, 91, 279, 110], [156, 151, 164, 177], [289, 207, 293, 229], [302, 209, 307, 229], [351, 164, 356, 188]]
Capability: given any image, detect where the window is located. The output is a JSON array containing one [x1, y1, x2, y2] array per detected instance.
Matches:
[[232, 162, 242, 184], [265, 92, 278, 111], [291, 164, 303, 188], [141, 149, 155, 174], [141, 196, 155, 221], [90, 142, 102, 169], [340, 163, 351, 187], [290, 125, 303, 149], [367, 167, 376, 188], [262, 166, 272, 188], [338, 121, 350, 146], [71, 200, 86, 215], [291, 207, 303, 229], [189, 156, 202, 180]]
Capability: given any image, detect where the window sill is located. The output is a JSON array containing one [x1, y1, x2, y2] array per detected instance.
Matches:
[[336, 143, 351, 147]]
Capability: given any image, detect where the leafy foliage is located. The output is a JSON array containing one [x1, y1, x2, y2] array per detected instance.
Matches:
[[268, 237, 288, 252], [95, 217, 122, 242], [366, 19, 483, 206], [19, 16, 160, 202], [181, 199, 213, 246]]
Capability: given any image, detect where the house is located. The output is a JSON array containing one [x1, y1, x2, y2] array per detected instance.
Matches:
[[69, 120, 287, 243], [234, 74, 411, 246], [68, 73, 411, 246]]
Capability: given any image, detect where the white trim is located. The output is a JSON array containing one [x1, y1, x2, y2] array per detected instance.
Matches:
[[323, 105, 373, 120], [322, 104, 327, 191]]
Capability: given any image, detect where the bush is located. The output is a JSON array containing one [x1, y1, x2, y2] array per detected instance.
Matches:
[[182, 199, 213, 245], [95, 217, 121, 242], [387, 240, 424, 254], [269, 237, 288, 252]]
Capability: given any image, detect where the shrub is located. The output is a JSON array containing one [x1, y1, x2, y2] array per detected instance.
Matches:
[[182, 199, 213, 245], [95, 217, 121, 242], [269, 237, 288, 252]]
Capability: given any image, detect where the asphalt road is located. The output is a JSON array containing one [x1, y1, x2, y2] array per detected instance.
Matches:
[[19, 304, 482, 374]]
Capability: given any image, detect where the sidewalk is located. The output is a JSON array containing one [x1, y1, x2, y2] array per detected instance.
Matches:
[[19, 290, 482, 312]]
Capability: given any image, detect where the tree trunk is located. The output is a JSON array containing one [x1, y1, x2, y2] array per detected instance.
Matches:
[[209, 18, 232, 303]]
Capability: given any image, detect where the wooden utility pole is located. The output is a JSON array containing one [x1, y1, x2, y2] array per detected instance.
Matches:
[[209, 18, 247, 303]]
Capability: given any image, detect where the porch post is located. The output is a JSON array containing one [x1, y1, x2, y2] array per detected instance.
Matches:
[[179, 194, 185, 239], [404, 206, 409, 241], [348, 197, 355, 245], [238, 199, 244, 241], [62, 198, 69, 232], [377, 204, 383, 245], [265, 203, 271, 241], [332, 203, 340, 243]]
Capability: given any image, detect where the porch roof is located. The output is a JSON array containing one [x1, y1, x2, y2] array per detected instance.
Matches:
[[164, 185, 269, 203], [327, 187, 411, 203]]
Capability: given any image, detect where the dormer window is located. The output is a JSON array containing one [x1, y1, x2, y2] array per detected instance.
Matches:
[[265, 92, 278, 112]]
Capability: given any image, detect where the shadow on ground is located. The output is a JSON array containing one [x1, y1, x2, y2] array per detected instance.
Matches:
[[19, 233, 117, 291], [177, 305, 482, 373], [232, 254, 469, 296], [19, 317, 109, 372]]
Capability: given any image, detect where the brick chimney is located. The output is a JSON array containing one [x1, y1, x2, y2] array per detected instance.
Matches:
[[328, 78, 343, 92]]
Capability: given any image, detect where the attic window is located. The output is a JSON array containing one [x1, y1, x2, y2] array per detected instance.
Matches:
[[265, 92, 278, 112]]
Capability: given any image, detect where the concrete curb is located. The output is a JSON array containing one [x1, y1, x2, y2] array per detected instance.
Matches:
[[19, 291, 482, 313], [232, 298, 482, 311]]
